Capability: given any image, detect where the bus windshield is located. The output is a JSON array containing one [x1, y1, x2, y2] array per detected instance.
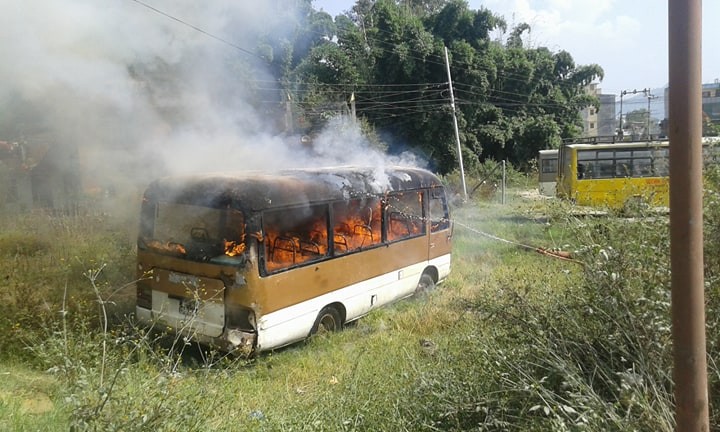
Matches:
[[139, 202, 247, 266]]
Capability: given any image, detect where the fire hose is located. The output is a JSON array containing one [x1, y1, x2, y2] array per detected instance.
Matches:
[[453, 221, 584, 266]]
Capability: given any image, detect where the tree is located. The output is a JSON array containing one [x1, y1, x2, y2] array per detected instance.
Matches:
[[286, 0, 605, 173]]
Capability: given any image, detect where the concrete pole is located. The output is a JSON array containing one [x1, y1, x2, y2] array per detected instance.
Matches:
[[350, 92, 356, 123], [501, 160, 506, 204], [444, 46, 467, 201], [668, 0, 709, 430]]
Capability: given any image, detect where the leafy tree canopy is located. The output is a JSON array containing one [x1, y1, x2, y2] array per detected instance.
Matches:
[[276, 0, 605, 173]]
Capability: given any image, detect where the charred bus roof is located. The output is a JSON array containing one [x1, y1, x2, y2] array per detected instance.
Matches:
[[142, 166, 444, 211]]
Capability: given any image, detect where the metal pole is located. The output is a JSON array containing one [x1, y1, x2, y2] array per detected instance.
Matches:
[[285, 92, 293, 133], [647, 90, 652, 139], [501, 160, 506, 204], [350, 92, 356, 123], [619, 91, 625, 133], [444, 46, 467, 201], [668, 0, 709, 430]]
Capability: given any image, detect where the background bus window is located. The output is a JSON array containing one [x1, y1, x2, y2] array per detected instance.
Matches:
[[653, 148, 670, 176], [332, 198, 381, 255], [632, 150, 653, 177], [429, 188, 450, 232], [577, 150, 596, 179], [263, 204, 328, 272], [596, 151, 615, 178], [614, 150, 632, 177], [386, 191, 425, 241], [541, 158, 558, 175]]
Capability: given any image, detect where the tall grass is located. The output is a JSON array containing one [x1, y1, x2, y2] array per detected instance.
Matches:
[[1, 181, 718, 430]]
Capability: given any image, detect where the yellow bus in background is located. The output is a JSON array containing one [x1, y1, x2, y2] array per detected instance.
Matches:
[[135, 166, 452, 354], [557, 140, 670, 209]]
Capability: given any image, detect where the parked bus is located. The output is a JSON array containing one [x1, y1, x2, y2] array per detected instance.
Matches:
[[557, 140, 670, 208], [538, 149, 558, 196], [135, 166, 452, 354]]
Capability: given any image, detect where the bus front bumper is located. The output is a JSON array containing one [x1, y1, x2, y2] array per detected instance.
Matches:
[[135, 305, 256, 355]]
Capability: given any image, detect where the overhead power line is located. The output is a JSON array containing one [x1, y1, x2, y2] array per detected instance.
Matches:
[[127, 0, 262, 59]]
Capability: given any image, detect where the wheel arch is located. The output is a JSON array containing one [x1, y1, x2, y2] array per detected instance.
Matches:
[[422, 265, 439, 284]]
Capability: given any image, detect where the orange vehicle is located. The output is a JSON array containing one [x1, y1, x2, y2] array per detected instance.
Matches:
[[135, 166, 452, 354]]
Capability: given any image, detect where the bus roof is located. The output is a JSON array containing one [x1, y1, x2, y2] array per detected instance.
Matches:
[[143, 166, 444, 211], [563, 140, 670, 151]]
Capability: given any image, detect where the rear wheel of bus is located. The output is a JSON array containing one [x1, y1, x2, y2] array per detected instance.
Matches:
[[310, 306, 343, 336], [414, 273, 436, 298]]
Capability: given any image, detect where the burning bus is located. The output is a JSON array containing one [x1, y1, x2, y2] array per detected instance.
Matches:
[[135, 166, 452, 354]]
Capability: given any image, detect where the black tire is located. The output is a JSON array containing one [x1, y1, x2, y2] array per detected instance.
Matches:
[[309, 306, 343, 336], [414, 274, 436, 298]]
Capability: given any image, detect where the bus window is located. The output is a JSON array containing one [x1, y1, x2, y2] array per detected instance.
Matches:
[[429, 188, 450, 232], [541, 158, 558, 174], [577, 150, 595, 179], [332, 198, 382, 254], [578, 150, 596, 161], [386, 191, 425, 241], [596, 151, 615, 179], [615, 159, 632, 177], [263, 204, 329, 273], [633, 158, 653, 177], [140, 202, 247, 265], [653, 148, 670, 176]]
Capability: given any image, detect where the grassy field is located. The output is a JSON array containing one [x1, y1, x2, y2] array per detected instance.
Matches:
[[0, 184, 717, 431]]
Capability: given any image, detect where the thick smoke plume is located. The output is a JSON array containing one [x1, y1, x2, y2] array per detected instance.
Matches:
[[0, 0, 423, 202]]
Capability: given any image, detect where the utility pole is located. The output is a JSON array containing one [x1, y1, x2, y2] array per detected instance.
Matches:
[[619, 88, 650, 139], [444, 46, 467, 201], [668, 0, 709, 430], [645, 90, 657, 140], [350, 92, 356, 123], [285, 92, 293, 133]]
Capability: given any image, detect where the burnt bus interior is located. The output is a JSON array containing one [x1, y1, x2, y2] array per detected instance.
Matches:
[[138, 168, 450, 276], [261, 190, 434, 275]]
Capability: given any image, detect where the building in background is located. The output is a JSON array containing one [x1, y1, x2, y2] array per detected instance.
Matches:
[[580, 83, 616, 138], [702, 81, 720, 122], [663, 80, 720, 135]]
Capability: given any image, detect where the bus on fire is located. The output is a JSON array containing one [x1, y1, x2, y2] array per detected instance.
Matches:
[[135, 166, 452, 354]]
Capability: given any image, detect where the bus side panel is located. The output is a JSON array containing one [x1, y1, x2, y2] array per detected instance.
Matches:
[[575, 178, 669, 208], [539, 181, 557, 197], [428, 254, 451, 282], [557, 147, 576, 200], [251, 236, 428, 315], [250, 236, 429, 350], [255, 259, 428, 351], [428, 228, 452, 281]]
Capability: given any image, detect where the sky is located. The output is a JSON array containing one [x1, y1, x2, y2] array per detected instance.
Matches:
[[313, 0, 719, 97]]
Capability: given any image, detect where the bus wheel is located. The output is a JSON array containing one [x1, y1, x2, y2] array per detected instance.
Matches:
[[414, 274, 436, 298], [310, 306, 342, 336]]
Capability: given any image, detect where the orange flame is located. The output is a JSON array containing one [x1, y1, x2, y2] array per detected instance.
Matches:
[[224, 239, 246, 256], [147, 239, 186, 256]]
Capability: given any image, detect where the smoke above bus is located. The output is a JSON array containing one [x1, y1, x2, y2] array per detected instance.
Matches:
[[0, 0, 426, 209]]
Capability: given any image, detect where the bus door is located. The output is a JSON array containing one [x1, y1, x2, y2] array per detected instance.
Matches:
[[428, 187, 452, 278]]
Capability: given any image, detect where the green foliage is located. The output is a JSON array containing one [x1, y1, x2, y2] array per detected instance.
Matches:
[[276, 0, 603, 172], [0, 213, 136, 361]]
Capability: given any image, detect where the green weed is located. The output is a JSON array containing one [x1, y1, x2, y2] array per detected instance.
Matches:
[[0, 184, 718, 430]]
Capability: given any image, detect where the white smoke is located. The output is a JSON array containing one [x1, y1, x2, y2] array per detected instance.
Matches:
[[0, 0, 424, 197]]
